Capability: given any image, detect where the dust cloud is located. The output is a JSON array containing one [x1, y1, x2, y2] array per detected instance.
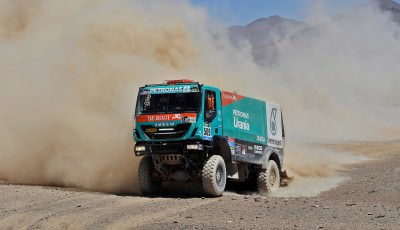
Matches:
[[0, 0, 207, 192], [0, 0, 399, 196], [266, 0, 400, 197]]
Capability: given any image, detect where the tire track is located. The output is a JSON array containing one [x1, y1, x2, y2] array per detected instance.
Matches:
[[107, 198, 217, 229], [0, 183, 217, 230]]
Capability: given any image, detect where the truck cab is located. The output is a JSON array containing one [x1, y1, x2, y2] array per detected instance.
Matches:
[[134, 80, 286, 196]]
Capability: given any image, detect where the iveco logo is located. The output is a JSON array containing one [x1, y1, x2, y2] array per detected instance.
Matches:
[[270, 108, 277, 136], [155, 122, 174, 127]]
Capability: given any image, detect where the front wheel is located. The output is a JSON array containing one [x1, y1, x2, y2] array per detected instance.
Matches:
[[257, 160, 280, 195], [138, 156, 161, 195], [202, 155, 226, 196]]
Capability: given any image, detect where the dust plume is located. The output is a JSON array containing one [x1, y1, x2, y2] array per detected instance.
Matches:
[[0, 0, 399, 196], [0, 0, 208, 192], [266, 0, 400, 197]]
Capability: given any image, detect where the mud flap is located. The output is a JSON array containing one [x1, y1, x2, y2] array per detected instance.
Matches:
[[226, 163, 239, 179], [279, 170, 293, 187]]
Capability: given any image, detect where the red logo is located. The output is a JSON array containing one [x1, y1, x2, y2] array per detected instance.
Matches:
[[137, 113, 196, 122], [221, 91, 245, 106]]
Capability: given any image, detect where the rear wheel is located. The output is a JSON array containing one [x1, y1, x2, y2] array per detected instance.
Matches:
[[202, 155, 226, 196], [257, 160, 280, 195], [138, 156, 161, 195]]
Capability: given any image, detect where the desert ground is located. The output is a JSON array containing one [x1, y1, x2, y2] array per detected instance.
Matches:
[[0, 141, 399, 230]]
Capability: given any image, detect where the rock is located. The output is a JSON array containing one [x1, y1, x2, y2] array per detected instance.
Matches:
[[311, 205, 319, 208], [254, 196, 262, 202], [244, 195, 250, 199]]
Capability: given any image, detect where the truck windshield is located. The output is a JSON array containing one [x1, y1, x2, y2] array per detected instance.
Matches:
[[138, 93, 200, 114]]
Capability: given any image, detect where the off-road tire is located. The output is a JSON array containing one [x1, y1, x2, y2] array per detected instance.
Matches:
[[138, 156, 161, 195], [257, 160, 280, 195], [202, 155, 226, 196]]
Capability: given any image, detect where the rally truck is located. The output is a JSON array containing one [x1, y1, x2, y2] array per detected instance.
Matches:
[[134, 79, 287, 196]]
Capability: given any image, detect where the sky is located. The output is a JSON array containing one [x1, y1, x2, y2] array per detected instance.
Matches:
[[190, 0, 369, 25]]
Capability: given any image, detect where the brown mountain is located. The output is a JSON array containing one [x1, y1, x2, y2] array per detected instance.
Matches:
[[227, 0, 400, 67], [228, 15, 305, 67]]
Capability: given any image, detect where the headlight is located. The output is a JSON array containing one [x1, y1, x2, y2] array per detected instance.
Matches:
[[186, 144, 204, 150], [135, 145, 147, 152]]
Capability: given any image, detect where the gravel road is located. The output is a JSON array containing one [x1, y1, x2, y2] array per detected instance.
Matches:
[[0, 141, 399, 230]]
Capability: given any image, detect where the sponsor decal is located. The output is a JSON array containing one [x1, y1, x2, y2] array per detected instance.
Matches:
[[203, 125, 211, 140], [230, 140, 265, 163], [221, 91, 245, 106], [137, 113, 196, 122], [191, 87, 200, 93], [145, 127, 157, 133], [172, 114, 181, 119], [228, 137, 235, 155], [154, 122, 175, 127], [148, 86, 191, 94], [233, 109, 250, 131], [270, 108, 277, 136], [231, 139, 268, 163], [268, 139, 282, 146], [228, 137, 235, 144], [241, 145, 246, 155], [235, 145, 242, 155], [183, 116, 196, 123], [233, 109, 250, 119], [257, 136, 266, 143], [253, 145, 263, 154]]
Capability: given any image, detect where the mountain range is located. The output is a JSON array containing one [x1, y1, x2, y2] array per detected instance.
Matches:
[[228, 0, 400, 67]]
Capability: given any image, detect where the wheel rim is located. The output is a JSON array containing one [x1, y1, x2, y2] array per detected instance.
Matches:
[[216, 165, 223, 186], [269, 168, 277, 186]]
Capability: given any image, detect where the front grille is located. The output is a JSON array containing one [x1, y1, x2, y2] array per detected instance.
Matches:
[[142, 124, 191, 140], [160, 154, 183, 165]]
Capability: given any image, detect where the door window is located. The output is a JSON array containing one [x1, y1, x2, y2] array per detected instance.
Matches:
[[204, 90, 216, 122]]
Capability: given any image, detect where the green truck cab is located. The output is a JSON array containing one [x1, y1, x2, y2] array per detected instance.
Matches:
[[134, 80, 286, 196]]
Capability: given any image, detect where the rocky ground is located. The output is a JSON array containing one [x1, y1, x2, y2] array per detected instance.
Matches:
[[0, 141, 399, 229]]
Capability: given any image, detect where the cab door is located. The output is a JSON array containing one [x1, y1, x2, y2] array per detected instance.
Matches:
[[203, 88, 222, 140]]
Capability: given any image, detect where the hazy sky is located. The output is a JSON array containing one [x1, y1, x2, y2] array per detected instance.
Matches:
[[190, 0, 369, 25]]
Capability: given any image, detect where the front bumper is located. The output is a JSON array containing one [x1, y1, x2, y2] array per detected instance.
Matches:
[[134, 141, 204, 156]]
